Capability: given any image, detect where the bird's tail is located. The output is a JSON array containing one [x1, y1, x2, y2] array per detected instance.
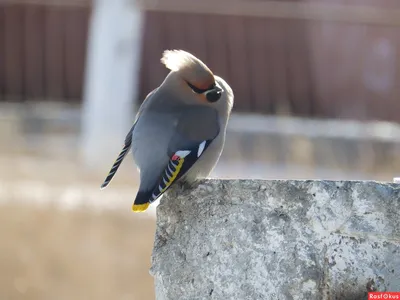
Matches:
[[132, 190, 152, 212]]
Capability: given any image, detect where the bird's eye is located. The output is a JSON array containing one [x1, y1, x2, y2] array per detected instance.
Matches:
[[205, 89, 222, 103]]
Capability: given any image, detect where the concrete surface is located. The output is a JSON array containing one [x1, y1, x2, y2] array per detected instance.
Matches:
[[151, 179, 400, 300]]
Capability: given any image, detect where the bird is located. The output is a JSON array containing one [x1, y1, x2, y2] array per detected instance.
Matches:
[[100, 49, 234, 212]]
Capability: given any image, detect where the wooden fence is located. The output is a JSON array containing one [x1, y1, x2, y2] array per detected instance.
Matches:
[[0, 2, 90, 101], [1, 0, 400, 122]]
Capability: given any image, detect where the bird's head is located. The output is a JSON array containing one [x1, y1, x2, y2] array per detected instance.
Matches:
[[161, 50, 227, 104]]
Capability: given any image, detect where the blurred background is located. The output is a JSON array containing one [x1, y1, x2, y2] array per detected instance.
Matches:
[[1, 0, 400, 299]]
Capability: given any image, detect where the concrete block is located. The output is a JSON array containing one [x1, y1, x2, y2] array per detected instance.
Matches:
[[151, 180, 400, 300]]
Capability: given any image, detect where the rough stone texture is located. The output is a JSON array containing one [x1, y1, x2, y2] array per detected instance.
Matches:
[[151, 180, 400, 300]]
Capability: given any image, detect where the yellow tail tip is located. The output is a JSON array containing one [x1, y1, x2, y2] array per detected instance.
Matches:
[[132, 203, 150, 212]]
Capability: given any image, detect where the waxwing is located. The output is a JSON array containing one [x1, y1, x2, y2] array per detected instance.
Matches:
[[100, 49, 234, 212]]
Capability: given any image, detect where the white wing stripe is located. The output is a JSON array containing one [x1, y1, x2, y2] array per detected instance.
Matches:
[[197, 141, 206, 157], [175, 150, 191, 158], [168, 164, 174, 175], [163, 176, 168, 185]]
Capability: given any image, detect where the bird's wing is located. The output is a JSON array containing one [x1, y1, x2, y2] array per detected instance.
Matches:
[[149, 139, 214, 201], [100, 88, 158, 189], [132, 106, 220, 211]]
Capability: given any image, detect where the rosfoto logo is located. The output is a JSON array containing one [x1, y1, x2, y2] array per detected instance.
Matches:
[[369, 292, 400, 299]]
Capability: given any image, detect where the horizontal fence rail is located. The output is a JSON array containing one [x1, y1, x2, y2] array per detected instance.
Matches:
[[139, 0, 400, 26], [0, 0, 91, 7]]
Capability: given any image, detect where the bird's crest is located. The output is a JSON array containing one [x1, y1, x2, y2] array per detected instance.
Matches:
[[161, 50, 215, 90]]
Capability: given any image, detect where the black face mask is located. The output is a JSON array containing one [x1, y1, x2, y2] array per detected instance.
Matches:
[[186, 81, 223, 103]]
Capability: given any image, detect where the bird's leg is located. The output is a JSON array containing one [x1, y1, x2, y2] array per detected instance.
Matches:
[[167, 180, 191, 199], [177, 180, 193, 191]]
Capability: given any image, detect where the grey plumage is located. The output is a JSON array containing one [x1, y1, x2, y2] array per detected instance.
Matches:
[[100, 50, 234, 212]]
